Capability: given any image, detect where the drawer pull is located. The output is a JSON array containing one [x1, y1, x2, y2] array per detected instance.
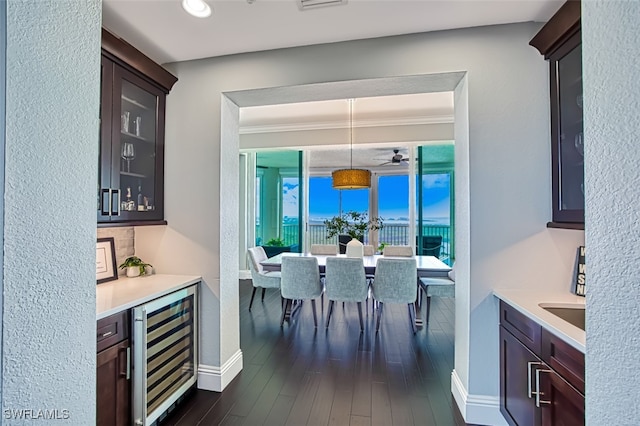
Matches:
[[527, 361, 543, 398], [534, 368, 552, 407], [100, 331, 114, 338]]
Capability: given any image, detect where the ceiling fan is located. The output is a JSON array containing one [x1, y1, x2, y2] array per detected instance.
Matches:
[[379, 149, 409, 166]]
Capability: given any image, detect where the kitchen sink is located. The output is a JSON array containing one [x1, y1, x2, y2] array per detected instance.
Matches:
[[538, 303, 585, 331]]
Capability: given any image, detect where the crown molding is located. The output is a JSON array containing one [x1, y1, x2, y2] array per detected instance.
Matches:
[[239, 114, 454, 135]]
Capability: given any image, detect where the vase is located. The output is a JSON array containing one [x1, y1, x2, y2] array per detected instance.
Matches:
[[338, 235, 363, 254], [126, 266, 140, 277]]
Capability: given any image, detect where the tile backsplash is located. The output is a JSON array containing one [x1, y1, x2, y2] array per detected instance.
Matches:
[[97, 227, 134, 276]]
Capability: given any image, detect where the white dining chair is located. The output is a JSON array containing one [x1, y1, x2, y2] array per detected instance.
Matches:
[[310, 244, 339, 255], [247, 247, 282, 311], [324, 257, 368, 330], [280, 256, 323, 327], [371, 257, 418, 334], [383, 245, 414, 257]]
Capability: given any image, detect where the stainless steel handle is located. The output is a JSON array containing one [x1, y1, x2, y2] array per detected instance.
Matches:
[[100, 188, 111, 216], [118, 346, 127, 378], [527, 361, 543, 398], [535, 368, 552, 407], [133, 307, 147, 426], [126, 346, 131, 380], [112, 189, 120, 216], [100, 331, 114, 338]]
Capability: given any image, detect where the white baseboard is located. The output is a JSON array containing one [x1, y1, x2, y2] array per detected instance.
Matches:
[[197, 349, 243, 392], [451, 369, 508, 426], [239, 270, 251, 280]]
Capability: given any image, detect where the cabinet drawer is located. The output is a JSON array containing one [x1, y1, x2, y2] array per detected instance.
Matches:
[[500, 301, 541, 355], [541, 328, 585, 394], [97, 310, 130, 353]]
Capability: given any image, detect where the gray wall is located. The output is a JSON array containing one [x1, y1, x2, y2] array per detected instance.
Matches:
[[135, 22, 584, 423], [583, 1, 640, 423], [2, 1, 101, 422]]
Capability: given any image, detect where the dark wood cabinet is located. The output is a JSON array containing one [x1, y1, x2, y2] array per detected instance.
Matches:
[[97, 311, 131, 426], [499, 302, 584, 426], [530, 1, 584, 228], [98, 29, 177, 226], [97, 339, 131, 426], [500, 327, 542, 426], [540, 368, 585, 426]]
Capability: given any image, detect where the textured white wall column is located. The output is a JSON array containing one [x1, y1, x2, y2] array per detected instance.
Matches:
[[582, 2, 640, 423], [3, 1, 101, 422], [0, 0, 6, 407]]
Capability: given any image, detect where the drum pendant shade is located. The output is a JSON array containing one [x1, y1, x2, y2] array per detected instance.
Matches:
[[332, 99, 371, 190]]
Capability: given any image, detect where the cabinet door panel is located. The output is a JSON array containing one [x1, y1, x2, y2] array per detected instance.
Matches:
[[111, 66, 165, 222], [550, 32, 584, 223], [541, 370, 584, 426], [500, 327, 542, 426], [541, 328, 584, 394], [97, 339, 130, 426]]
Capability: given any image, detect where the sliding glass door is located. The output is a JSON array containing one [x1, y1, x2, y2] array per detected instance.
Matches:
[[255, 151, 302, 253], [417, 144, 454, 264]]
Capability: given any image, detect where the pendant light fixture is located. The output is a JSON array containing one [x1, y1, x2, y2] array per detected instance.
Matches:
[[332, 99, 372, 189]]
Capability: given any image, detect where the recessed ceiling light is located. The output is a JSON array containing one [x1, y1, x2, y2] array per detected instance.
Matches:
[[182, 0, 212, 18]]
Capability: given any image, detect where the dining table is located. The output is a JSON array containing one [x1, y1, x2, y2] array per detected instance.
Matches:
[[260, 252, 452, 328]]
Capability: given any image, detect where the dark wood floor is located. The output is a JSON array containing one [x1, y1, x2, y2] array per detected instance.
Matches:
[[160, 280, 465, 426]]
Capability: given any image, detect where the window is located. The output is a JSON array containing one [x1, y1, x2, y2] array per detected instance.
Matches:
[[309, 176, 370, 244], [378, 174, 409, 246]]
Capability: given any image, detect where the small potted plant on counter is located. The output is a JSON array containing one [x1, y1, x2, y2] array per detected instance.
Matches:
[[324, 211, 384, 254], [119, 256, 153, 278]]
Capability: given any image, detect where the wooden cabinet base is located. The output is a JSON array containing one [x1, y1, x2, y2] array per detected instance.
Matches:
[[499, 301, 584, 426], [97, 340, 130, 426]]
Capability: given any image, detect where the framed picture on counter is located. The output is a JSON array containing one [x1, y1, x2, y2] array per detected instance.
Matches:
[[96, 237, 118, 284], [571, 245, 585, 296]]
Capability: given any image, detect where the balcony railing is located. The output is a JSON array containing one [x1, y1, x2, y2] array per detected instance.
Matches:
[[277, 223, 452, 261]]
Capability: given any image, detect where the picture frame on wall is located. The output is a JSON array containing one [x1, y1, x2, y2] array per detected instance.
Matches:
[[96, 237, 118, 284]]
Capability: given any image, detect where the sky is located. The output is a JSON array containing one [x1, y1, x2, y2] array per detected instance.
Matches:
[[282, 174, 451, 225]]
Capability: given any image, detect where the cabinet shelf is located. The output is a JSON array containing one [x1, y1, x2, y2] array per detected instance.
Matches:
[[121, 131, 152, 143], [121, 171, 147, 179], [122, 94, 151, 110]]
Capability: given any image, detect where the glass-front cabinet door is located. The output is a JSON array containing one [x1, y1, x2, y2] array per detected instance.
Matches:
[[550, 32, 584, 224], [99, 56, 165, 223]]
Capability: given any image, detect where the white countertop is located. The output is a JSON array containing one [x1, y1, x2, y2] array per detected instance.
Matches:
[[493, 289, 585, 353], [97, 274, 202, 320]]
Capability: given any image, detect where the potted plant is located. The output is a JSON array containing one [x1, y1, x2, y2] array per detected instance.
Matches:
[[324, 211, 384, 254], [261, 238, 293, 258], [119, 256, 153, 277]]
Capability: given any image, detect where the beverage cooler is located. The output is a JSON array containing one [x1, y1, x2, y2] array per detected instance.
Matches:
[[132, 285, 197, 425]]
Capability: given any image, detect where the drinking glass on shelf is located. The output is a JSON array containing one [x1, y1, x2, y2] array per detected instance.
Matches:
[[121, 111, 130, 133], [121, 142, 135, 173]]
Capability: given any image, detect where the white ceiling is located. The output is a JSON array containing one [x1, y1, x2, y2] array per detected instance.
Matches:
[[102, 0, 563, 65], [102, 0, 560, 168]]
